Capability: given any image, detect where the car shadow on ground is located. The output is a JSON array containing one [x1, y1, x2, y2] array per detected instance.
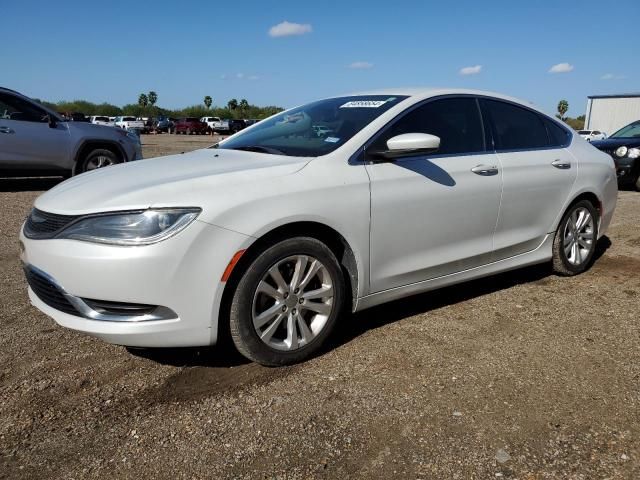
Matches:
[[132, 236, 611, 370], [0, 177, 64, 192]]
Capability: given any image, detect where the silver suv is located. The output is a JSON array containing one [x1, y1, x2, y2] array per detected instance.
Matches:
[[0, 87, 142, 177]]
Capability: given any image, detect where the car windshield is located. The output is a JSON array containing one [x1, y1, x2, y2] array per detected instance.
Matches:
[[578, 130, 590, 135], [123, 117, 136, 121], [95, 117, 109, 122], [610, 121, 640, 138], [216, 95, 408, 157]]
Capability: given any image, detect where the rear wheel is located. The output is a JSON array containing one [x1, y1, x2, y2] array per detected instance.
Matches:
[[552, 200, 599, 276], [229, 237, 345, 366], [77, 148, 121, 174]]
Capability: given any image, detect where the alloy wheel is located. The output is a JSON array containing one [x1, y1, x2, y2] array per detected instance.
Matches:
[[563, 207, 595, 266], [252, 255, 334, 351], [85, 155, 115, 170]]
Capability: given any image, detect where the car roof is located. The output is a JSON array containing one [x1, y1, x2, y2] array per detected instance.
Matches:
[[334, 87, 540, 110]]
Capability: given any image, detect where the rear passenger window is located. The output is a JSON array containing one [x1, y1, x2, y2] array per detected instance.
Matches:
[[369, 97, 485, 157], [544, 118, 571, 147], [481, 99, 549, 150]]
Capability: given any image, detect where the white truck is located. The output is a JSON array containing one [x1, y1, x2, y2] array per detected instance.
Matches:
[[89, 116, 115, 127], [200, 116, 230, 134], [114, 116, 145, 132]]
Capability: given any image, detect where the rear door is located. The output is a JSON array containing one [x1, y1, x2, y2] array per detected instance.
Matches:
[[0, 92, 70, 171], [480, 98, 576, 260]]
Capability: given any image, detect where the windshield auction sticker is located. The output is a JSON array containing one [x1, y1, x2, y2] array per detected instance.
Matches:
[[340, 100, 387, 108]]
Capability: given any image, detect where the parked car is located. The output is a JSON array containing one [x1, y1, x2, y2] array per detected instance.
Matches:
[[89, 116, 114, 127], [0, 87, 142, 176], [174, 117, 208, 135], [591, 119, 640, 190], [114, 116, 145, 133], [578, 130, 606, 142], [244, 119, 259, 127], [154, 116, 174, 133], [312, 125, 334, 138], [20, 89, 617, 366], [228, 119, 247, 134], [200, 116, 230, 134]]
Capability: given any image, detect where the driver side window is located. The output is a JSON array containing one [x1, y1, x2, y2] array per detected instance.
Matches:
[[368, 97, 485, 157], [0, 92, 49, 123]]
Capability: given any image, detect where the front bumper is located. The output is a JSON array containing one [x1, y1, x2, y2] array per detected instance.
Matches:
[[20, 220, 251, 347]]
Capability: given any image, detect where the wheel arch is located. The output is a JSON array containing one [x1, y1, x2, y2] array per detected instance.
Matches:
[[555, 190, 603, 233], [73, 140, 127, 175], [217, 221, 361, 344]]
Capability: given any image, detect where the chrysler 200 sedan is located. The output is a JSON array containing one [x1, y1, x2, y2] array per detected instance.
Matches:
[[20, 89, 618, 366]]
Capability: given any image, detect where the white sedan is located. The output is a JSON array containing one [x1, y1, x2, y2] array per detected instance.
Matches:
[[20, 89, 618, 366], [578, 130, 607, 142]]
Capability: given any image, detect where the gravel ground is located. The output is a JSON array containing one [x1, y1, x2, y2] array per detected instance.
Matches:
[[1, 135, 639, 479]]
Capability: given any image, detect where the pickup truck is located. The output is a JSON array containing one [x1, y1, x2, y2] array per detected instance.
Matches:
[[114, 116, 145, 133], [200, 116, 230, 134], [89, 116, 115, 127]]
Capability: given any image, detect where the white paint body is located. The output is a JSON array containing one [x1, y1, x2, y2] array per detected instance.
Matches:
[[20, 89, 618, 347]]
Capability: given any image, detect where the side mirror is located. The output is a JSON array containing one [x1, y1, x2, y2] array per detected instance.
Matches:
[[369, 133, 440, 161]]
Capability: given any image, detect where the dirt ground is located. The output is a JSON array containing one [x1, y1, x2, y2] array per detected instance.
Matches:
[[1, 134, 639, 479]]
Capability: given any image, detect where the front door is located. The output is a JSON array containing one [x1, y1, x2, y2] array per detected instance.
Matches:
[[0, 92, 70, 171], [365, 97, 502, 293]]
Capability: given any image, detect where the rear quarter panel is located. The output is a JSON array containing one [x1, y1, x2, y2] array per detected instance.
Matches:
[[566, 135, 618, 237]]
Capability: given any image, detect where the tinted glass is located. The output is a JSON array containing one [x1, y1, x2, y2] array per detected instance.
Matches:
[[610, 121, 640, 138], [0, 93, 48, 123], [482, 99, 549, 150], [544, 117, 570, 147], [368, 97, 485, 157], [218, 95, 408, 157]]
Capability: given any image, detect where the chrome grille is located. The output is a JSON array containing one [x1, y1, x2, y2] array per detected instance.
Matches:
[[24, 208, 79, 239]]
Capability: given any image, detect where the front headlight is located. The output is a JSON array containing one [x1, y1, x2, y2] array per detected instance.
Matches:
[[628, 147, 640, 159], [56, 208, 201, 245], [615, 146, 628, 157]]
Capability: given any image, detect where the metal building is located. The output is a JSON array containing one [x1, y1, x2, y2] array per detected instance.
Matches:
[[584, 93, 640, 136]]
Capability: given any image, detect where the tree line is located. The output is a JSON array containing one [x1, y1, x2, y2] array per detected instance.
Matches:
[[36, 91, 284, 120]]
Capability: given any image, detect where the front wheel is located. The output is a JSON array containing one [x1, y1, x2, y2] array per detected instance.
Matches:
[[229, 237, 345, 366], [77, 148, 121, 174], [552, 200, 599, 276]]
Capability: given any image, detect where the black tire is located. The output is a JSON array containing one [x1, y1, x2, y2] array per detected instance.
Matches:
[[552, 199, 599, 276], [77, 148, 121, 175], [229, 237, 346, 366]]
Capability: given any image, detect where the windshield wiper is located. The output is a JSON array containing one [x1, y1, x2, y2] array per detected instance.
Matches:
[[228, 145, 286, 155]]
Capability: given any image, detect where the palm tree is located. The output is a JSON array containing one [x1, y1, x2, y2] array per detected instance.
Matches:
[[148, 91, 158, 106], [204, 96, 213, 109], [239, 98, 249, 115], [138, 93, 148, 108], [557, 100, 569, 121], [227, 98, 238, 110]]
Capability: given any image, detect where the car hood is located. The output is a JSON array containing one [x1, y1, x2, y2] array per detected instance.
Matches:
[[591, 137, 640, 149], [35, 148, 311, 216], [66, 121, 119, 135]]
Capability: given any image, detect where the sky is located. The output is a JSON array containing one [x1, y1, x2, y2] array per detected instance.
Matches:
[[3, 0, 639, 118]]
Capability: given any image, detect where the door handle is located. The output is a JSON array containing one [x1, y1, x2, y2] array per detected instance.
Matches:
[[551, 159, 571, 169], [471, 164, 499, 176], [0, 126, 15, 134]]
